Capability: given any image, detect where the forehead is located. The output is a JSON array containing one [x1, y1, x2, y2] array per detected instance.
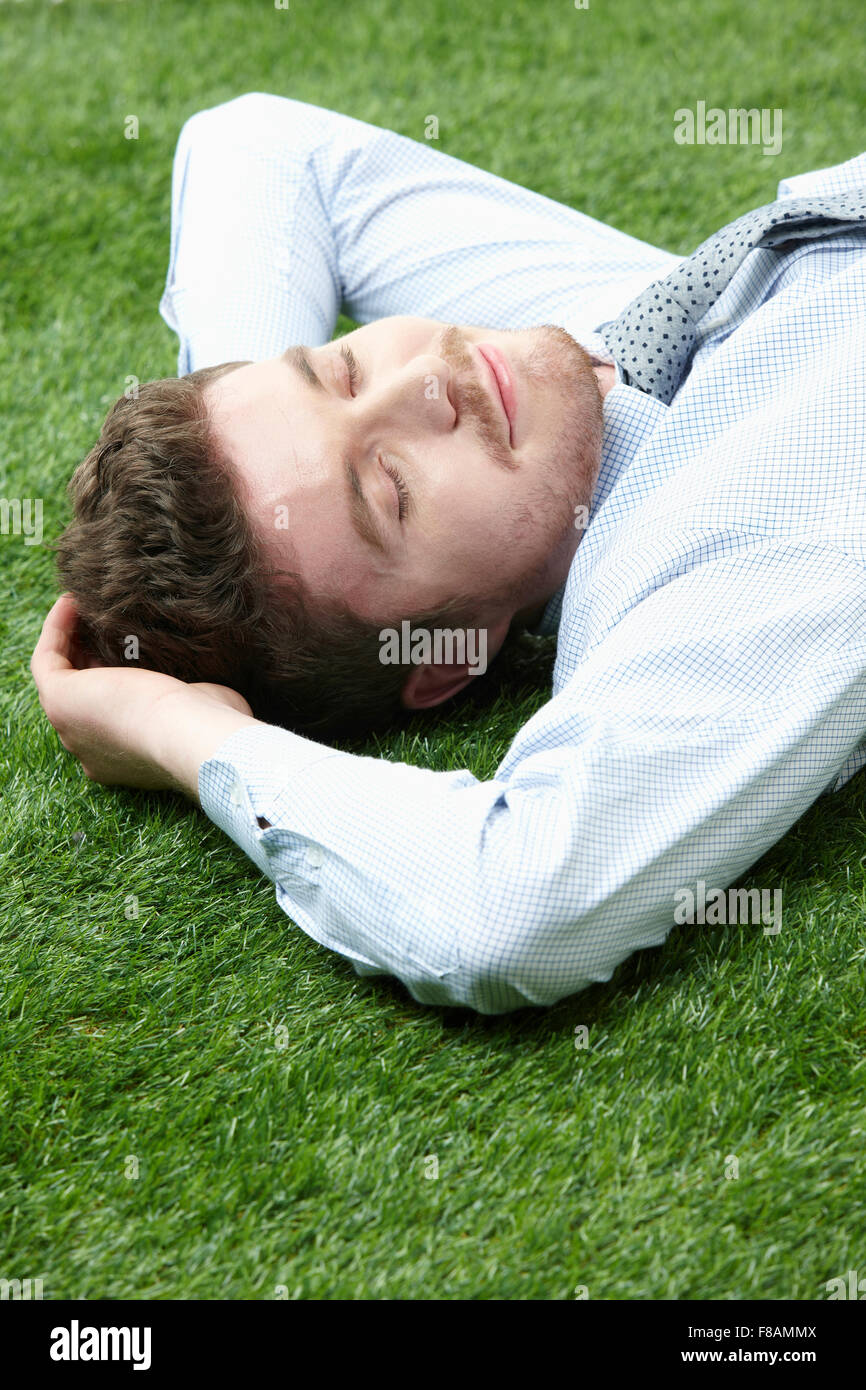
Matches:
[[204, 356, 321, 528], [202, 354, 389, 604], [205, 357, 292, 433]]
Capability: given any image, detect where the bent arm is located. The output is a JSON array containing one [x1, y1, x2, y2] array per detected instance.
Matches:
[[197, 541, 866, 1014]]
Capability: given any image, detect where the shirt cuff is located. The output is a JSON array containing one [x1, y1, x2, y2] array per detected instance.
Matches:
[[198, 723, 340, 878], [197, 722, 391, 977]]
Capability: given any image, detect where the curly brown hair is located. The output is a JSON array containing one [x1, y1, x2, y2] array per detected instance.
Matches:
[[53, 364, 477, 740]]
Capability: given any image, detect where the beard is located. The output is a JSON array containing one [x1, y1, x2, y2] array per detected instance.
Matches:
[[505, 323, 605, 592], [437, 321, 605, 612], [440, 320, 603, 493], [523, 323, 604, 458]]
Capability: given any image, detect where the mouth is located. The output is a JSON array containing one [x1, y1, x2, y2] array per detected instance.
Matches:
[[476, 343, 516, 448]]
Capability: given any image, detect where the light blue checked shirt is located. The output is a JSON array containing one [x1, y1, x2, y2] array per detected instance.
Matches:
[[163, 100, 866, 1013]]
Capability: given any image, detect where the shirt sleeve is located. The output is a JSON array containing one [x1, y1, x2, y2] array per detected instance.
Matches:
[[776, 150, 866, 200], [198, 539, 866, 1015]]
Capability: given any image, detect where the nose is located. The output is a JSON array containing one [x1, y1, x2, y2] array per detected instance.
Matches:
[[363, 355, 457, 435]]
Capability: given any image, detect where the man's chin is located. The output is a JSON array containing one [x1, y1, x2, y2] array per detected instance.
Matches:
[[526, 323, 600, 388], [524, 324, 605, 536]]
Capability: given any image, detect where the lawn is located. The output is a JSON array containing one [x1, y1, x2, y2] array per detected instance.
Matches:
[[1, 0, 864, 1300]]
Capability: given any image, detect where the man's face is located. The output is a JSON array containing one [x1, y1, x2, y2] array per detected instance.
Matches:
[[204, 316, 603, 629]]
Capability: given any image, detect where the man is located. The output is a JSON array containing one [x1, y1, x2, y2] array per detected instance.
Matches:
[[32, 94, 866, 1014], [51, 93, 674, 737]]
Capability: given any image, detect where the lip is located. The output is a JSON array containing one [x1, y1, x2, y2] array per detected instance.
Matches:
[[476, 343, 516, 447]]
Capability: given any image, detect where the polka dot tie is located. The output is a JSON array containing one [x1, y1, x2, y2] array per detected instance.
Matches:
[[601, 189, 866, 404]]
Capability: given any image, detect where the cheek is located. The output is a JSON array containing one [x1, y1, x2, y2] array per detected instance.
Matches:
[[316, 545, 374, 607], [281, 503, 366, 606], [355, 316, 438, 366], [429, 499, 510, 577]]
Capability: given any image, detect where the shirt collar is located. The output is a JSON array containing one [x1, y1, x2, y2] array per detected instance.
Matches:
[[592, 381, 669, 509]]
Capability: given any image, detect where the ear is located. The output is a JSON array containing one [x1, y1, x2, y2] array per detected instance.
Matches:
[[400, 660, 478, 710], [399, 614, 511, 711]]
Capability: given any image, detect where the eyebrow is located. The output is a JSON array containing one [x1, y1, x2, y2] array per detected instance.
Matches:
[[345, 459, 387, 553], [282, 346, 324, 390], [282, 346, 388, 553]]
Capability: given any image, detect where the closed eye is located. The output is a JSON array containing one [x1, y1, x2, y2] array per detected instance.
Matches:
[[340, 343, 360, 396], [380, 456, 410, 521]]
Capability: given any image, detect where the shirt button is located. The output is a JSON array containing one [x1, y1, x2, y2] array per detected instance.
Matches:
[[230, 778, 244, 808], [306, 844, 324, 868]]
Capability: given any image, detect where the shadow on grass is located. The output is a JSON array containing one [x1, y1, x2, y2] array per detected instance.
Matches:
[[340, 628, 559, 759]]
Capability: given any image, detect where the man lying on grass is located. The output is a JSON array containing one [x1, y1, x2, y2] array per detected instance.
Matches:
[[31, 94, 866, 1014]]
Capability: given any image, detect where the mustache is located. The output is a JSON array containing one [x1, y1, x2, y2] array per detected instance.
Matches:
[[437, 325, 516, 470]]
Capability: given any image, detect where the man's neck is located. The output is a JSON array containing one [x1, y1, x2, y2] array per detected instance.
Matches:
[[513, 359, 618, 631], [590, 357, 616, 400]]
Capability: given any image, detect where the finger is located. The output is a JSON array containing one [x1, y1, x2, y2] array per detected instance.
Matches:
[[30, 593, 79, 685], [69, 626, 104, 672]]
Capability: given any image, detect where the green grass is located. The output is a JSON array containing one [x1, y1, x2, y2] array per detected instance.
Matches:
[[1, 0, 864, 1300]]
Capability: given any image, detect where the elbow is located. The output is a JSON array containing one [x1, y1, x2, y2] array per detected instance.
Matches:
[[417, 899, 599, 1016]]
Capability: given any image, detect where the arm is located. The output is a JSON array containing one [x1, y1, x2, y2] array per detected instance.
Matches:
[[194, 541, 866, 1014], [33, 540, 866, 1016]]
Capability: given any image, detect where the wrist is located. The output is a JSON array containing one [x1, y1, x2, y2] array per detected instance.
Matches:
[[152, 689, 260, 804]]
